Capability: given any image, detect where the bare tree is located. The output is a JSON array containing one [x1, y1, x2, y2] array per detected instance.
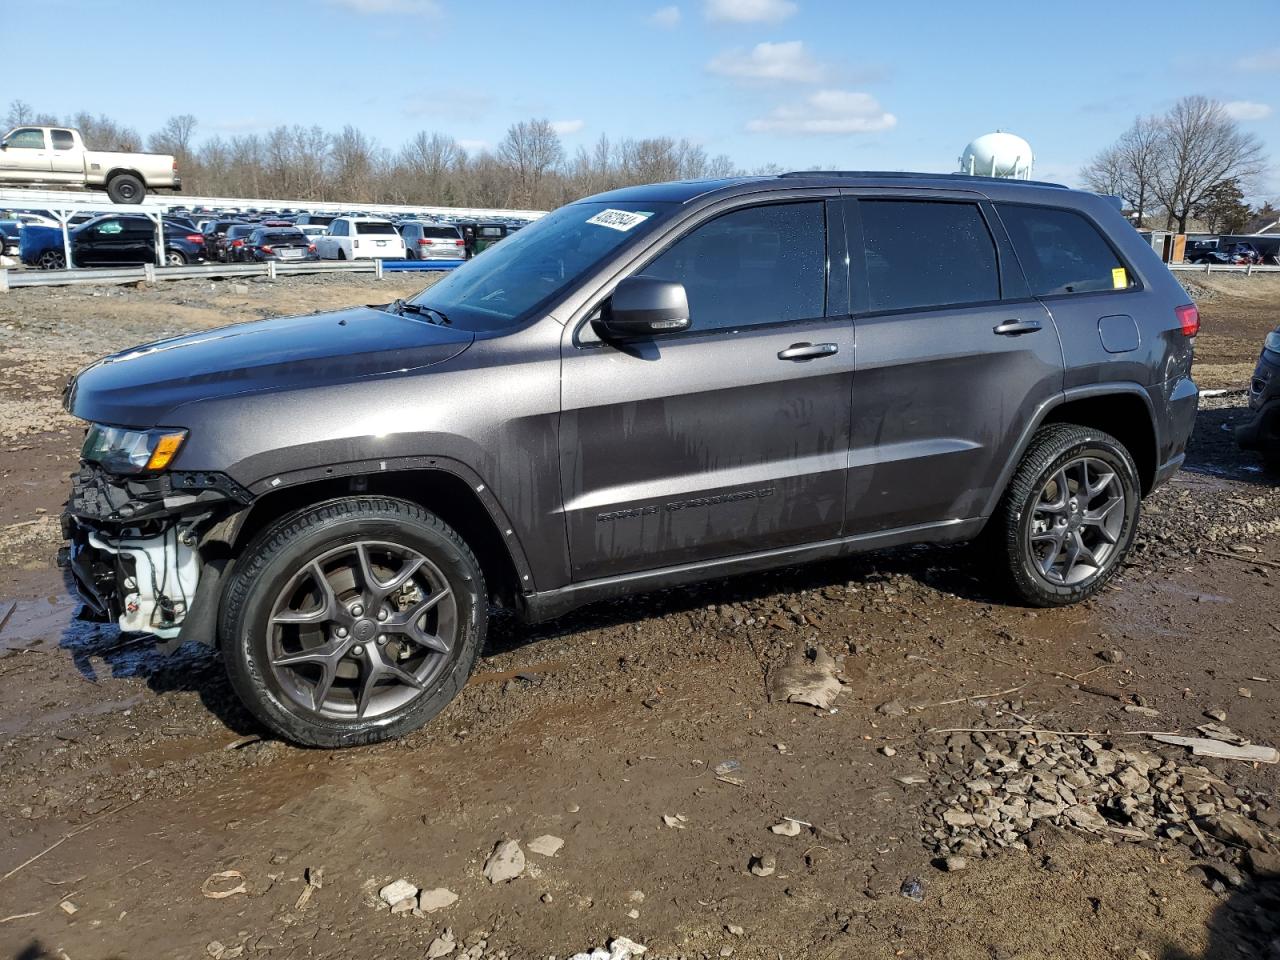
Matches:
[[148, 114, 198, 162], [497, 119, 564, 208], [1152, 96, 1267, 232], [1081, 116, 1163, 225]]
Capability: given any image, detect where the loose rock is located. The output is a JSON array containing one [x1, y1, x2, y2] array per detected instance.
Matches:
[[527, 834, 564, 857], [483, 839, 526, 884], [378, 879, 418, 907]]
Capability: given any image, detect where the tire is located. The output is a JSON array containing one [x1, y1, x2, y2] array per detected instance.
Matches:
[[36, 249, 66, 270], [220, 497, 487, 747], [986, 423, 1141, 607], [106, 173, 145, 204], [166, 250, 187, 266], [337, 248, 347, 261]]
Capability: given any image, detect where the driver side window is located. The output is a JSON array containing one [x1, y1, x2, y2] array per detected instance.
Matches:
[[639, 201, 826, 333], [7, 128, 47, 150]]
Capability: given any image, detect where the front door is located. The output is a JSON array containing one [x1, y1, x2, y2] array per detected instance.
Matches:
[[844, 196, 1064, 534], [0, 127, 51, 181], [560, 197, 854, 581]]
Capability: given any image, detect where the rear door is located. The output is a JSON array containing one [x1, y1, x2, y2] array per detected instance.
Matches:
[[843, 194, 1062, 534], [560, 196, 854, 581], [47, 129, 82, 181]]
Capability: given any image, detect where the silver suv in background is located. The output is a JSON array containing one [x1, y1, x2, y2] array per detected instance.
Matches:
[[60, 172, 1198, 747], [400, 221, 466, 259]]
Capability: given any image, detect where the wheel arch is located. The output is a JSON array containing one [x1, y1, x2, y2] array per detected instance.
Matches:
[[104, 167, 145, 186], [981, 383, 1159, 521], [227, 462, 533, 609]]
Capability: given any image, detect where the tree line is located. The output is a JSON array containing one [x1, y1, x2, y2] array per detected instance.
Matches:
[[1080, 95, 1270, 233], [4, 100, 749, 210]]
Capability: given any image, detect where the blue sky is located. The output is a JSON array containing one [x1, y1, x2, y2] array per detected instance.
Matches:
[[7, 0, 1279, 197]]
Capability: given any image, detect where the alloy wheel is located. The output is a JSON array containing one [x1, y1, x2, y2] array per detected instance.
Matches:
[[267, 540, 457, 721], [37, 250, 66, 270], [1027, 456, 1127, 586]]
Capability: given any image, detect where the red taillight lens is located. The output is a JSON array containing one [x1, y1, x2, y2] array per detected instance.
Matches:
[[261, 245, 273, 254], [185, 234, 201, 243], [417, 238, 430, 245], [1176, 303, 1199, 337], [308, 243, 316, 253], [455, 239, 464, 246], [232, 239, 244, 247]]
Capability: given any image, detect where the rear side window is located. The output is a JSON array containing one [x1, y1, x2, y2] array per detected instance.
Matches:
[[997, 204, 1133, 296], [857, 200, 999, 312], [641, 201, 826, 333], [51, 129, 75, 150], [356, 221, 397, 235]]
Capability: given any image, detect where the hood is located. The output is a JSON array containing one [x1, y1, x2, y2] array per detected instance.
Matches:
[[65, 304, 475, 427]]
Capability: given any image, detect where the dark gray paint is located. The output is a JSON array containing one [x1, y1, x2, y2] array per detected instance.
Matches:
[[65, 171, 1200, 616]]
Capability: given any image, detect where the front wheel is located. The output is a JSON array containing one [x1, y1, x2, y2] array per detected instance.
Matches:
[[987, 424, 1141, 607], [220, 497, 487, 747], [166, 250, 187, 266], [36, 249, 66, 269]]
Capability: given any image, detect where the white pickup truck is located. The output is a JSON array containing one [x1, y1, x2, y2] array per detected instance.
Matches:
[[0, 125, 182, 204]]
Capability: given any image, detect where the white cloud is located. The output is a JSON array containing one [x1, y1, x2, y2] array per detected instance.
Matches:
[[327, 0, 441, 14], [705, 0, 797, 23], [650, 5, 681, 27], [707, 41, 825, 84], [1224, 100, 1273, 121], [746, 90, 896, 134], [550, 119, 586, 135], [1237, 47, 1280, 72]]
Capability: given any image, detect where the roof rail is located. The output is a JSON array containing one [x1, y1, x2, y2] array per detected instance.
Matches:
[[777, 171, 1068, 189]]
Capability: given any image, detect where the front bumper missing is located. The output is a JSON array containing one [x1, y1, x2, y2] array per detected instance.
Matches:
[[60, 463, 250, 644]]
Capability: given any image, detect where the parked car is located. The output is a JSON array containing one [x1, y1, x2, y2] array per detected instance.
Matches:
[[0, 220, 21, 257], [240, 226, 317, 262], [295, 213, 336, 228], [222, 224, 260, 262], [22, 214, 204, 267], [297, 224, 328, 243], [400, 221, 466, 260], [313, 216, 406, 260], [1235, 325, 1280, 471], [0, 125, 181, 203], [59, 171, 1198, 747], [202, 219, 248, 263]]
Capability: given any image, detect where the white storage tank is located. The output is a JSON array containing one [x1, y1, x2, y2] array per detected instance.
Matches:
[[958, 132, 1034, 179]]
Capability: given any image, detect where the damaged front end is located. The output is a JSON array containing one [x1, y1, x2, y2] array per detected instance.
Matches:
[[59, 462, 252, 648]]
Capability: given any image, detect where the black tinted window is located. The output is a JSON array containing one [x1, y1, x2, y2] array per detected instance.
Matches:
[[422, 226, 460, 239], [51, 129, 75, 150], [261, 231, 304, 244], [641, 201, 826, 332], [356, 221, 397, 235], [858, 200, 998, 312], [997, 204, 1132, 296]]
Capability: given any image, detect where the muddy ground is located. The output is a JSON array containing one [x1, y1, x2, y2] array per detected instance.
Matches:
[[0, 272, 1277, 960]]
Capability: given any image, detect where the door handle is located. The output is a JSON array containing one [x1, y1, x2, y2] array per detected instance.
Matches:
[[778, 342, 839, 361], [993, 319, 1043, 336]]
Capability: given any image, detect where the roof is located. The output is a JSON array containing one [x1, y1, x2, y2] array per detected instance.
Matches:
[[580, 171, 1074, 207]]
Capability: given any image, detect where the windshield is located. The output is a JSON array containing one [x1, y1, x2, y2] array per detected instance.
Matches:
[[409, 200, 672, 331]]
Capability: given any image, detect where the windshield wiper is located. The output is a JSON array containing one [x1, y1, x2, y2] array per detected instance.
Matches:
[[391, 299, 451, 325]]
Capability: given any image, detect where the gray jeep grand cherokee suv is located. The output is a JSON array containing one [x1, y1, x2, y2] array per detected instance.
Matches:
[[60, 172, 1199, 746]]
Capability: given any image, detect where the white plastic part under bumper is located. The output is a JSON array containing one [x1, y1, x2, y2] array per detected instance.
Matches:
[[84, 527, 200, 639]]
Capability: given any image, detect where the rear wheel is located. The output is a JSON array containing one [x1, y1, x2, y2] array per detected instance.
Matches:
[[36, 249, 66, 270], [166, 250, 187, 266], [988, 424, 1140, 606], [337, 248, 347, 261], [106, 173, 144, 204], [220, 497, 487, 747]]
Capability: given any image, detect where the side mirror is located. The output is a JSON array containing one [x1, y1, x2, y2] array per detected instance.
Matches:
[[593, 276, 690, 342]]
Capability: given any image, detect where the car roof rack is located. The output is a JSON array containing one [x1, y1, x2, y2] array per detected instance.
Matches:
[[777, 171, 1068, 189]]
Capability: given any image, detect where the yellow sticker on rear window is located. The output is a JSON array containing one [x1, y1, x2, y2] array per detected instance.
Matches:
[[1112, 267, 1128, 289]]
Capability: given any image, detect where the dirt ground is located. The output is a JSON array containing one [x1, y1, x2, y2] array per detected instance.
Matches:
[[0, 273, 1278, 960]]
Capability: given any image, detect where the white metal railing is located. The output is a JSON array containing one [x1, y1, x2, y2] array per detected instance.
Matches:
[[0, 258, 460, 290], [0, 186, 545, 221], [1168, 262, 1280, 274]]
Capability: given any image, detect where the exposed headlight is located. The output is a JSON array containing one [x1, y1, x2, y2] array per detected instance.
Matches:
[[81, 425, 187, 474]]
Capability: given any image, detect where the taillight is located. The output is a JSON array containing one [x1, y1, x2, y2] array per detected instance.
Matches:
[[1175, 303, 1199, 337], [185, 234, 201, 243], [261, 244, 273, 254], [455, 239, 464, 246], [308, 243, 316, 253], [354, 239, 360, 248], [231, 239, 244, 247], [418, 238, 431, 245]]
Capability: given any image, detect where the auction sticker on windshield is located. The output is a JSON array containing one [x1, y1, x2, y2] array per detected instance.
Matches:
[[586, 209, 653, 232]]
